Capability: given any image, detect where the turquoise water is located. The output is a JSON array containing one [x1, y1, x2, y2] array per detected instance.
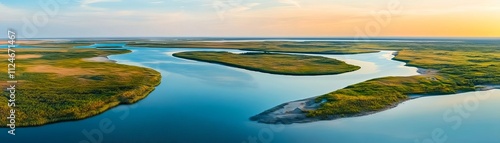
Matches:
[[0, 45, 36, 48], [75, 43, 126, 49], [2, 48, 499, 143]]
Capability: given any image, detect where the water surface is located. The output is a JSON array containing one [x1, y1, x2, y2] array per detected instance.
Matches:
[[2, 48, 498, 143]]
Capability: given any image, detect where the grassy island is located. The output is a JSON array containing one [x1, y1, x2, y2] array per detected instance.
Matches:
[[249, 41, 500, 124], [3, 40, 498, 125], [0, 48, 161, 127], [128, 41, 379, 54], [130, 41, 499, 121], [173, 51, 361, 75], [308, 43, 500, 118]]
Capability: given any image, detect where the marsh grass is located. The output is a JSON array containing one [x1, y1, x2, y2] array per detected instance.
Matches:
[[133, 40, 500, 119], [129, 41, 380, 54], [308, 42, 500, 118], [2, 40, 498, 125], [173, 51, 361, 75], [0, 48, 161, 126]]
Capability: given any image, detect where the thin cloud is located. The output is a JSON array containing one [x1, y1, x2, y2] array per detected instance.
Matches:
[[232, 3, 260, 12], [277, 0, 301, 8], [212, 1, 260, 20], [80, 0, 122, 10]]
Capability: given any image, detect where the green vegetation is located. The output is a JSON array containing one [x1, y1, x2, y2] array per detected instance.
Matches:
[[0, 48, 161, 126], [3, 40, 94, 48], [308, 75, 474, 117], [393, 49, 499, 85], [173, 51, 360, 75], [2, 39, 498, 125], [131, 40, 500, 119], [128, 41, 380, 54], [307, 42, 500, 118]]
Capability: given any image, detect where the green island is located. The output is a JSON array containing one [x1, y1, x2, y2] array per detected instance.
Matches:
[[142, 41, 499, 124], [2, 40, 498, 126], [128, 41, 380, 54], [173, 51, 360, 75], [303, 46, 499, 119], [0, 47, 161, 126]]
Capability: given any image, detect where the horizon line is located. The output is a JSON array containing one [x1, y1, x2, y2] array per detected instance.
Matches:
[[8, 36, 500, 40]]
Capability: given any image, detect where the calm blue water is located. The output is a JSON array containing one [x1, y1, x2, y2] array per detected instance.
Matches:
[[75, 43, 126, 49], [2, 48, 499, 143], [0, 45, 36, 48]]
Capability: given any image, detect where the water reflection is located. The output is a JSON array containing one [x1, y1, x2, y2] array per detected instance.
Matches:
[[3, 48, 497, 143]]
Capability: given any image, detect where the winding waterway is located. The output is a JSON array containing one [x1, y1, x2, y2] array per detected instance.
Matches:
[[3, 47, 499, 143]]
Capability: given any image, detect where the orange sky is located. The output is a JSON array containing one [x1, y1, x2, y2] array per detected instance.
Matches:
[[1, 0, 499, 38], [213, 0, 500, 37]]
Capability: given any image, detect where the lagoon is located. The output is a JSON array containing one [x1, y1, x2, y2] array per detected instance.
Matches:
[[2, 47, 498, 143]]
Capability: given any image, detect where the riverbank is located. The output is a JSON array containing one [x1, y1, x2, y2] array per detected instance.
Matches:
[[251, 85, 500, 124], [0, 48, 161, 127], [251, 45, 499, 124], [251, 67, 498, 124], [128, 41, 380, 54], [250, 66, 444, 124], [250, 97, 404, 124], [82, 56, 117, 63], [173, 51, 361, 76]]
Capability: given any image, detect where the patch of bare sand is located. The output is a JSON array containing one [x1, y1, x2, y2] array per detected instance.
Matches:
[[0, 54, 42, 59], [82, 56, 116, 63], [25, 65, 93, 76]]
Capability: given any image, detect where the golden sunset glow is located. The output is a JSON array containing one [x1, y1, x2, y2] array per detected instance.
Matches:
[[1, 0, 499, 37]]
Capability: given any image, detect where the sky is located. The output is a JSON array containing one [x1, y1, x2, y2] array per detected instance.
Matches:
[[0, 0, 499, 38]]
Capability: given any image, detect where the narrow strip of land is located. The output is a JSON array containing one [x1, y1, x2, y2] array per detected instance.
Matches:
[[173, 51, 361, 76], [128, 41, 380, 54], [251, 44, 500, 124]]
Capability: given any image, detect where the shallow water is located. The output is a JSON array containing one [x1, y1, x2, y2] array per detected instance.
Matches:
[[0, 45, 36, 48], [2, 48, 498, 143]]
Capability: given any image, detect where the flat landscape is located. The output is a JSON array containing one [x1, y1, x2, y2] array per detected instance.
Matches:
[[173, 51, 360, 75], [3, 0, 499, 142], [0, 47, 161, 126], [1, 39, 499, 143], [4, 40, 498, 126], [128, 41, 380, 54], [162, 40, 498, 123]]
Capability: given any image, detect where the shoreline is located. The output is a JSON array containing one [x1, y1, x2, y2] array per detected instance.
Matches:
[[82, 55, 117, 63], [10, 86, 160, 128], [3, 50, 162, 128], [250, 52, 431, 124], [250, 97, 405, 124], [172, 52, 361, 76], [250, 53, 498, 124], [250, 85, 499, 124]]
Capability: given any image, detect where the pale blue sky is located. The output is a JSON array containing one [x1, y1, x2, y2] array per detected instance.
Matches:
[[1, 0, 499, 38]]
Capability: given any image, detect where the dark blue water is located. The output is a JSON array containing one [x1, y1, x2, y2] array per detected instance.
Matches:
[[2, 48, 499, 143]]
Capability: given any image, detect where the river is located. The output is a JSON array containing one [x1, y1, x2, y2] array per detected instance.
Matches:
[[2, 47, 499, 143]]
